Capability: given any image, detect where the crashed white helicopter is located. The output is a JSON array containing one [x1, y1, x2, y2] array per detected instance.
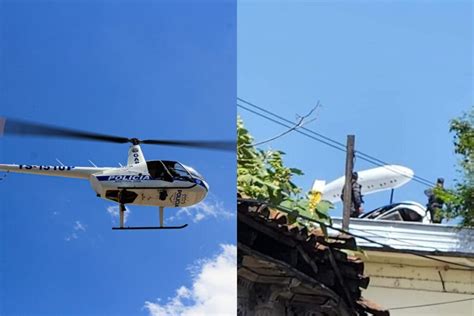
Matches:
[[311, 165, 434, 223], [311, 164, 415, 203], [0, 118, 234, 230]]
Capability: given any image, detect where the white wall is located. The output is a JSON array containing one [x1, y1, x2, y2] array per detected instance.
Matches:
[[363, 287, 473, 316]]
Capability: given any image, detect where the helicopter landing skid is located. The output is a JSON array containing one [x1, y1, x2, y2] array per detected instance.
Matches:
[[112, 224, 188, 230], [112, 204, 187, 231]]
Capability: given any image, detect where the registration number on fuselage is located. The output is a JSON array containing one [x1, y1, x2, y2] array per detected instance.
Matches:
[[19, 165, 75, 170]]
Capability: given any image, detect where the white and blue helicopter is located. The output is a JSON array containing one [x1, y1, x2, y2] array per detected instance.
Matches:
[[311, 165, 435, 223], [0, 118, 234, 230]]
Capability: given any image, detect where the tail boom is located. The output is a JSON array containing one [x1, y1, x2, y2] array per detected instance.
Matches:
[[0, 164, 110, 179]]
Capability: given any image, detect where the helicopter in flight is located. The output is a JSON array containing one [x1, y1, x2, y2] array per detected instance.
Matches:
[[0, 117, 234, 230]]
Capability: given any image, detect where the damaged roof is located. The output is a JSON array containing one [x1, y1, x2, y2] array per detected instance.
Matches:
[[238, 198, 389, 316]]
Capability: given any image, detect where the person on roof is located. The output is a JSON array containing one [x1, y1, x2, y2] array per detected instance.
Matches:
[[424, 178, 445, 224], [341, 171, 364, 218]]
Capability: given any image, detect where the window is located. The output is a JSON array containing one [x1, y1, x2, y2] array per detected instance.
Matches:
[[379, 210, 403, 221], [183, 165, 204, 179], [399, 208, 423, 222], [146, 160, 173, 182], [363, 204, 396, 219], [162, 161, 192, 180]]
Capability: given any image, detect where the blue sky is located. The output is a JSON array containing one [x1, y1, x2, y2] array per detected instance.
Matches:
[[0, 1, 236, 315], [238, 1, 472, 217]]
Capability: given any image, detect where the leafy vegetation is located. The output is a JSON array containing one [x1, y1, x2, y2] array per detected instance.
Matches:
[[436, 108, 473, 227], [237, 116, 332, 228]]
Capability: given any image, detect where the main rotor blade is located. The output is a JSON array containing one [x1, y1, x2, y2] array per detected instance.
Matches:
[[0, 117, 236, 151], [0, 117, 130, 143], [141, 139, 236, 151]]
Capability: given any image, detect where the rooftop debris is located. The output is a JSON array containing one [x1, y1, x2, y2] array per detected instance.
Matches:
[[238, 198, 389, 316]]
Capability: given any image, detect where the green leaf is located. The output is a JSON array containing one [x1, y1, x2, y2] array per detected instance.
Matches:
[[316, 200, 333, 214]]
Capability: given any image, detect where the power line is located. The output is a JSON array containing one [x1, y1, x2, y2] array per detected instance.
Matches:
[[237, 103, 350, 154], [238, 97, 436, 187], [237, 102, 433, 188], [238, 198, 474, 270], [237, 101, 432, 188], [245, 103, 320, 148], [348, 226, 441, 252], [238, 97, 347, 149], [237, 97, 435, 187], [389, 297, 474, 310], [237, 97, 437, 187]]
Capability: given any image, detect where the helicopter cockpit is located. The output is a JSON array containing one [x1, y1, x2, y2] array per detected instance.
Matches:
[[182, 164, 204, 180], [146, 160, 194, 182]]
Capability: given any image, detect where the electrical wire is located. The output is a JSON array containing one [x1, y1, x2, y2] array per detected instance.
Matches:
[[237, 97, 437, 187], [238, 101, 433, 188], [244, 104, 319, 148], [237, 98, 435, 187], [238, 101, 434, 188], [237, 103, 350, 154], [237, 198, 474, 270], [238, 98, 436, 187], [348, 226, 441, 252], [389, 297, 474, 310]]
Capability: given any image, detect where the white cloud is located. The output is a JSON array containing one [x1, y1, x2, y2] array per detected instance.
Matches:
[[65, 220, 86, 242], [173, 195, 234, 223], [74, 220, 86, 231], [143, 244, 237, 316], [106, 205, 131, 224], [64, 232, 78, 242]]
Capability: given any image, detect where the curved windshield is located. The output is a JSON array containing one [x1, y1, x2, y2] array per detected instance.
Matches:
[[146, 160, 173, 182], [183, 165, 204, 179], [162, 161, 192, 180], [361, 204, 398, 219]]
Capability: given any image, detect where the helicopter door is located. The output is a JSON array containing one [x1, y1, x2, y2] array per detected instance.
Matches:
[[146, 160, 173, 182]]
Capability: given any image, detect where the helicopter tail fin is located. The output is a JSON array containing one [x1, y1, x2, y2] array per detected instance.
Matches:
[[127, 145, 146, 167], [311, 179, 326, 193]]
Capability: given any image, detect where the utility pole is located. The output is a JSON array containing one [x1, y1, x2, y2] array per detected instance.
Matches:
[[342, 135, 355, 231]]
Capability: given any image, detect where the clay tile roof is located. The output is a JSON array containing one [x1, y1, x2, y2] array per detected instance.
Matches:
[[238, 198, 390, 316]]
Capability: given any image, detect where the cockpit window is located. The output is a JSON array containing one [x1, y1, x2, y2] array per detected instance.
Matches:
[[399, 208, 423, 222], [146, 160, 173, 182], [162, 161, 192, 179], [362, 205, 394, 219], [379, 210, 403, 221], [183, 165, 204, 179]]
